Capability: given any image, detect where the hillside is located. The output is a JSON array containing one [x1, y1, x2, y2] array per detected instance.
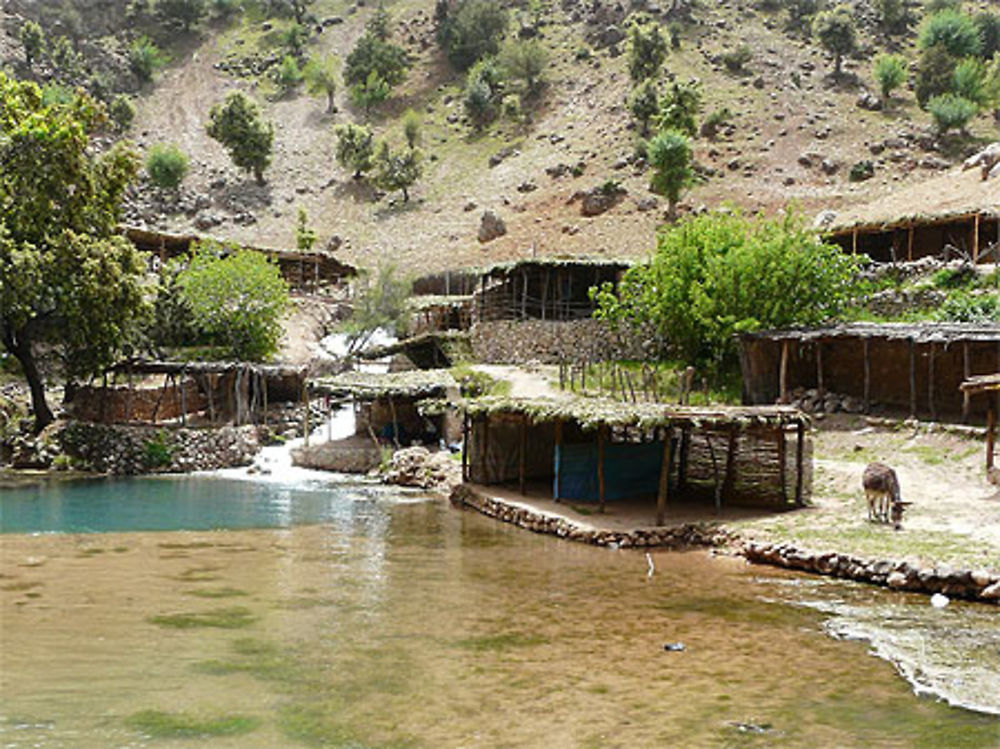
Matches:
[[2, 0, 998, 274]]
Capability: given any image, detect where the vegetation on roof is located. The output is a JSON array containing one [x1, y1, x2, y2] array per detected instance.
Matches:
[[311, 369, 456, 399]]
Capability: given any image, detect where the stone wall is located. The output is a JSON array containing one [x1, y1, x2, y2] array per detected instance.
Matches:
[[60, 422, 261, 475], [470, 320, 646, 364]]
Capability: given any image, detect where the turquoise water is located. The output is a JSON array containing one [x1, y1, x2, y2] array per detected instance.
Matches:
[[0, 476, 394, 534]]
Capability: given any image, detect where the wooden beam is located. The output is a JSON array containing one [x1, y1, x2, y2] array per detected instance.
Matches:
[[963, 342, 971, 423], [481, 413, 490, 483], [907, 224, 914, 261], [518, 414, 527, 496], [656, 427, 672, 526], [862, 338, 871, 413], [928, 342, 936, 422], [722, 427, 738, 505], [973, 213, 981, 263], [795, 420, 806, 506], [852, 227, 858, 254], [777, 426, 787, 504], [779, 340, 789, 404], [678, 427, 690, 491], [303, 381, 310, 447], [987, 399, 996, 473], [597, 424, 606, 513], [553, 420, 563, 500], [909, 339, 917, 419], [461, 411, 469, 482], [816, 341, 825, 398]]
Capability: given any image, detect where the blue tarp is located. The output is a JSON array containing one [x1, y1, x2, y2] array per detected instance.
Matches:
[[554, 441, 665, 501]]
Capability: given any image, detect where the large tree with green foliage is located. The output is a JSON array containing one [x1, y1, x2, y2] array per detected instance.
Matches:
[[304, 55, 338, 113], [647, 130, 694, 219], [436, 0, 508, 71], [812, 5, 857, 77], [176, 242, 290, 361], [499, 38, 549, 96], [341, 263, 412, 354], [0, 74, 145, 431], [592, 210, 859, 371], [344, 30, 409, 92], [373, 141, 422, 202], [627, 21, 668, 82], [206, 92, 274, 184], [918, 9, 983, 59], [334, 122, 375, 178]]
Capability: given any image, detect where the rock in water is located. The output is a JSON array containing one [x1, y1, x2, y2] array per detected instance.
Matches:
[[930, 593, 949, 609]]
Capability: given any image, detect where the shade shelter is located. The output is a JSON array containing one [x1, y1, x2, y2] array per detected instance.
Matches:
[[740, 324, 1000, 422], [459, 397, 810, 524], [960, 374, 1000, 480]]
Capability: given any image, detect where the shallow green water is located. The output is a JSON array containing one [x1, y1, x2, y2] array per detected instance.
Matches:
[[1, 476, 998, 748]]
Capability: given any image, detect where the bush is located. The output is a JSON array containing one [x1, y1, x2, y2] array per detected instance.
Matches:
[[143, 430, 175, 469], [627, 21, 668, 82], [953, 57, 994, 110], [344, 32, 408, 104], [915, 43, 958, 107], [501, 93, 521, 120], [334, 122, 374, 177], [372, 141, 422, 202], [657, 80, 701, 137], [109, 94, 137, 132], [628, 79, 659, 136], [975, 12, 1000, 59], [874, 0, 908, 34], [721, 45, 752, 72], [436, 0, 508, 71], [700, 107, 731, 138], [463, 57, 503, 128], [206, 92, 274, 184], [918, 10, 982, 58], [274, 54, 303, 92], [591, 209, 860, 370], [498, 38, 549, 96], [812, 5, 857, 76], [19, 20, 44, 68], [402, 108, 421, 149], [647, 129, 694, 217], [785, 0, 819, 32], [927, 92, 978, 133], [177, 242, 290, 361], [303, 55, 337, 113], [849, 160, 875, 182], [936, 292, 1000, 322], [130, 36, 167, 82], [873, 53, 907, 100], [146, 143, 189, 190]]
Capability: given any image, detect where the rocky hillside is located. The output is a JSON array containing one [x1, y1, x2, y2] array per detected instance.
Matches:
[[2, 0, 998, 274]]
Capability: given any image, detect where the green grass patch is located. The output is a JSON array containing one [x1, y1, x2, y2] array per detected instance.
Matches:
[[276, 703, 417, 749], [172, 565, 222, 582], [124, 709, 261, 739], [454, 632, 550, 652], [184, 586, 249, 599], [0, 581, 42, 592], [149, 607, 257, 630]]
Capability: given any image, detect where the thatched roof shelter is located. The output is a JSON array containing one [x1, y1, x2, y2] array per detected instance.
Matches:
[[960, 374, 1000, 480], [311, 369, 457, 400], [820, 169, 1000, 262], [359, 331, 472, 369]]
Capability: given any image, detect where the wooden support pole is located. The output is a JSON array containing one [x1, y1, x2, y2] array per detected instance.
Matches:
[[518, 415, 527, 496], [927, 343, 936, 421], [678, 427, 690, 491], [656, 427, 672, 526], [779, 340, 789, 404], [553, 420, 563, 500], [597, 424, 606, 513], [722, 427, 738, 503], [909, 339, 917, 419], [907, 224, 914, 261], [795, 420, 806, 506], [303, 382, 310, 447], [863, 338, 871, 413], [852, 228, 858, 253], [815, 341, 825, 398], [974, 213, 981, 263], [461, 412, 469, 481], [180, 371, 187, 427], [963, 342, 971, 423], [987, 399, 996, 472], [777, 426, 787, 504], [481, 414, 490, 484], [262, 374, 268, 428]]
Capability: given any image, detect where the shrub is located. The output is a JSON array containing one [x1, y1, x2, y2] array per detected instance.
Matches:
[[915, 43, 958, 107], [334, 122, 374, 178], [874, 0, 908, 34], [647, 129, 694, 217], [463, 78, 496, 128], [785, 0, 819, 32], [936, 292, 1000, 322], [402, 108, 421, 149], [628, 79, 659, 136], [350, 70, 390, 114], [274, 54, 303, 92], [501, 93, 521, 120], [303, 55, 337, 113], [918, 10, 983, 58], [873, 53, 907, 100], [109, 94, 137, 132], [206, 92, 274, 184], [146, 143, 189, 190], [211, 0, 242, 20], [927, 92, 978, 133], [657, 80, 701, 138], [812, 5, 857, 77], [143, 430, 175, 469], [156, 0, 206, 31], [953, 57, 995, 110], [721, 45, 752, 72], [700, 107, 731, 138], [344, 32, 409, 88], [436, 0, 508, 71], [281, 23, 309, 56], [498, 38, 549, 96], [975, 12, 1000, 59], [627, 21, 668, 82], [372, 142, 422, 202], [19, 20, 44, 68], [849, 160, 875, 182], [130, 36, 167, 82]]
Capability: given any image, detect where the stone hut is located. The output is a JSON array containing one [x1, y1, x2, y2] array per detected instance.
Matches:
[[821, 168, 1000, 263], [460, 397, 811, 523], [740, 323, 1000, 422]]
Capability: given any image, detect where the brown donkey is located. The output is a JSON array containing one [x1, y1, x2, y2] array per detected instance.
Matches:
[[862, 462, 902, 526]]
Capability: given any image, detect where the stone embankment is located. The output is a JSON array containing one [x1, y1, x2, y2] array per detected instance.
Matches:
[[450, 485, 731, 549], [743, 541, 1000, 605], [60, 422, 261, 474]]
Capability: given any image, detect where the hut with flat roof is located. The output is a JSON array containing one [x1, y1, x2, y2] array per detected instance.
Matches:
[[821, 168, 1000, 263], [740, 323, 1000, 422], [458, 397, 811, 523]]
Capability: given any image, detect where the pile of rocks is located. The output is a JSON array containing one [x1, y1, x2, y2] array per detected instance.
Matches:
[[786, 388, 866, 415], [744, 541, 1000, 604], [381, 446, 461, 492]]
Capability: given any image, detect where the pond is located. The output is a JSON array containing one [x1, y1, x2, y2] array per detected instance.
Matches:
[[1, 474, 998, 748]]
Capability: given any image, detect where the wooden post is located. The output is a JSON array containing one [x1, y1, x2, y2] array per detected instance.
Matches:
[[777, 426, 787, 504], [795, 420, 806, 506], [927, 342, 936, 421], [656, 427, 671, 526], [180, 371, 187, 427], [481, 414, 490, 484], [461, 412, 469, 481], [303, 382, 310, 447], [388, 396, 400, 449], [597, 424, 606, 513], [863, 338, 871, 413], [262, 373, 268, 428], [521, 270, 528, 320], [541, 270, 550, 320], [678, 427, 690, 491], [987, 399, 996, 472], [779, 340, 789, 404], [815, 341, 825, 398], [553, 420, 563, 500], [518, 415, 527, 496], [907, 225, 914, 261], [722, 427, 738, 502], [909, 339, 917, 419], [963, 342, 971, 423], [973, 213, 981, 263], [852, 228, 858, 254]]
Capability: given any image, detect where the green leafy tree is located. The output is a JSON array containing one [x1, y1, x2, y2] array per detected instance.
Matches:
[[334, 122, 375, 178], [953, 57, 994, 109], [373, 142, 422, 202], [177, 243, 290, 361], [591, 210, 860, 371], [295, 207, 317, 252], [341, 263, 412, 353], [275, 54, 304, 93], [975, 12, 1000, 59], [304, 55, 338, 113], [657, 80, 701, 137], [916, 43, 959, 107], [367, 2, 391, 41], [344, 31, 409, 91], [628, 79, 659, 136], [812, 6, 857, 77], [918, 10, 982, 58], [785, 0, 820, 33], [130, 36, 167, 83], [647, 129, 694, 219], [282, 23, 309, 57], [402, 108, 421, 149], [498, 38, 549, 96], [874, 0, 908, 35], [927, 92, 978, 133], [463, 77, 497, 129], [350, 70, 391, 115], [873, 53, 908, 101], [19, 21, 44, 68], [627, 21, 668, 82], [146, 143, 189, 190], [436, 0, 508, 71], [0, 74, 145, 431], [109, 94, 137, 133], [156, 0, 206, 30], [206, 92, 274, 185], [925, 0, 963, 12]]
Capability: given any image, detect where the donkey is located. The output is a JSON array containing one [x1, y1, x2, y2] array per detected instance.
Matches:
[[862, 462, 901, 524]]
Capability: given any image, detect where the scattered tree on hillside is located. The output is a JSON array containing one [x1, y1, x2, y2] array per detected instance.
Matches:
[[0, 74, 145, 431], [975, 12, 1000, 60], [373, 142, 422, 202], [812, 6, 857, 77], [918, 10, 982, 59], [350, 70, 391, 115], [436, 0, 508, 71], [304, 55, 337, 113], [629, 79, 659, 136], [334, 122, 375, 178], [109, 94, 136, 133], [952, 57, 996, 111], [176, 242, 290, 361], [146, 143, 189, 190], [296, 207, 317, 252], [130, 36, 167, 83], [275, 54, 304, 93], [281, 23, 309, 57], [344, 29, 409, 106], [657, 80, 701, 137], [647, 129, 694, 219], [927, 93, 978, 134], [874, 0, 909, 35], [402, 109, 422, 150], [627, 21, 668, 82], [367, 2, 391, 41], [873, 53, 907, 102], [916, 43, 959, 107], [785, 0, 820, 33], [591, 210, 860, 372], [269, 0, 315, 25], [206, 92, 274, 185], [462, 57, 503, 128], [19, 21, 44, 69], [157, 0, 206, 31], [499, 38, 549, 97]]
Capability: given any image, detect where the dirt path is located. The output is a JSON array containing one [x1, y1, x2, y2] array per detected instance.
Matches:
[[471, 364, 567, 399]]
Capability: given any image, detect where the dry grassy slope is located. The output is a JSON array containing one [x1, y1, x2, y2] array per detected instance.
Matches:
[[125, 0, 998, 273]]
